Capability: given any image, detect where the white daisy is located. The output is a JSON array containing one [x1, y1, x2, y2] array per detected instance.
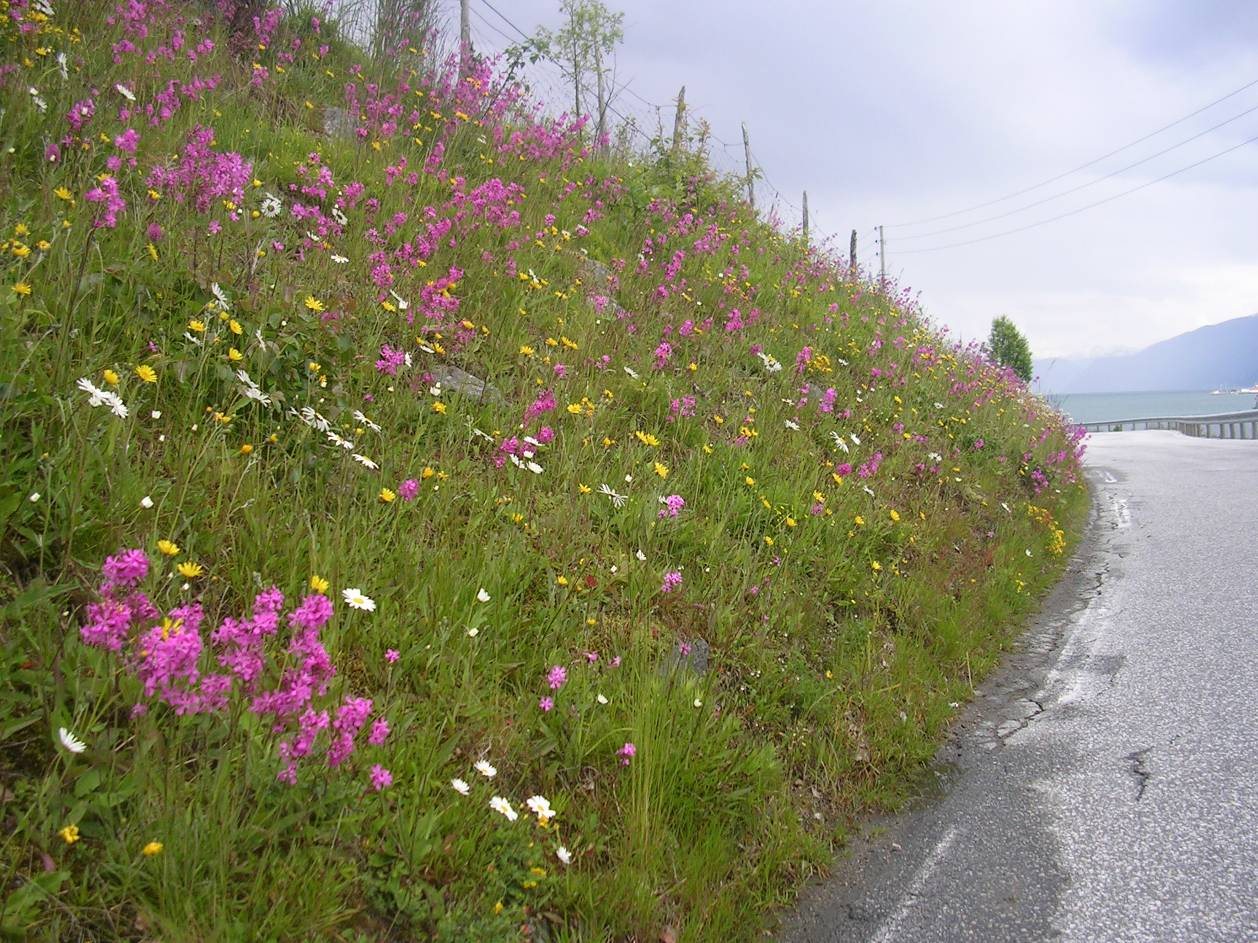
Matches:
[[352, 454, 379, 470], [76, 377, 105, 407], [115, 83, 135, 101], [210, 282, 230, 309], [596, 483, 627, 508], [476, 588, 491, 603], [784, 419, 800, 431], [489, 796, 517, 821], [58, 727, 86, 754], [556, 846, 572, 865], [623, 366, 640, 380], [140, 496, 154, 509], [342, 588, 375, 612], [351, 410, 380, 432], [474, 760, 496, 779], [451, 778, 470, 795], [329, 254, 348, 264], [525, 795, 553, 820], [596, 693, 608, 705]]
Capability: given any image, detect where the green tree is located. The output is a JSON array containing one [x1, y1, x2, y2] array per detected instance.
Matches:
[[534, 0, 624, 144], [987, 315, 1034, 382]]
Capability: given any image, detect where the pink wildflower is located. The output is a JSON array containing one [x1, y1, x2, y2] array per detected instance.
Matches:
[[618, 742, 636, 766], [546, 665, 567, 690], [369, 764, 392, 791]]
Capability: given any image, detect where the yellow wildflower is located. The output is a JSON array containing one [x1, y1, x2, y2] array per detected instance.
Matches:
[[157, 539, 180, 557], [432, 401, 447, 414], [142, 841, 163, 857], [135, 365, 157, 383], [59, 824, 80, 845], [653, 462, 669, 479], [310, 575, 330, 594], [13, 282, 31, 296], [102, 369, 120, 386], [177, 561, 204, 579], [379, 487, 396, 503], [304, 296, 324, 313]]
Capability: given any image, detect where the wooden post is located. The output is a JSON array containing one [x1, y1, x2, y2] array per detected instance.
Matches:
[[879, 225, 886, 288], [459, 0, 471, 78], [671, 85, 687, 157], [742, 122, 755, 210], [849, 229, 857, 274], [801, 190, 809, 242]]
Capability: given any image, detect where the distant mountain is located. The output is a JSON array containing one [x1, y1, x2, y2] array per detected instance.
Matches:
[[1034, 314, 1258, 393]]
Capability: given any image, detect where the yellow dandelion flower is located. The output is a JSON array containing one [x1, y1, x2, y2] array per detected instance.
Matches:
[[135, 364, 157, 383], [146, 243, 158, 261], [142, 841, 163, 857], [870, 560, 882, 572], [653, 462, 669, 479], [59, 824, 80, 845], [556, 575, 569, 586], [890, 509, 901, 522], [228, 348, 243, 362], [157, 539, 180, 557], [177, 561, 204, 579], [432, 401, 447, 414], [578, 483, 592, 494], [54, 186, 74, 201], [13, 281, 32, 296], [228, 319, 242, 335], [188, 319, 206, 333], [239, 443, 253, 455], [854, 515, 865, 526], [310, 574, 330, 594], [304, 296, 324, 313], [379, 487, 396, 503]]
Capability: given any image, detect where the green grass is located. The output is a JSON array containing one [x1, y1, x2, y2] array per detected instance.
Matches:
[[0, 2, 1088, 940]]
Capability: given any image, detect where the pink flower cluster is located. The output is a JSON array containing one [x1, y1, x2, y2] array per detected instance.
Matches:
[[80, 549, 390, 789]]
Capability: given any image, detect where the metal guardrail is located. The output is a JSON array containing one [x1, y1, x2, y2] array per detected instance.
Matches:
[[1079, 408, 1258, 438]]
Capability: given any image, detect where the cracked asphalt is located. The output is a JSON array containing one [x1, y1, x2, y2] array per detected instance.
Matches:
[[779, 432, 1258, 942]]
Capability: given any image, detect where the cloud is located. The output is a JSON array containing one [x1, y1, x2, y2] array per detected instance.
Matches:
[[482, 0, 1258, 358]]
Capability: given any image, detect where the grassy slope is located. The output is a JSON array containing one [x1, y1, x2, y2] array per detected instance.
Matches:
[[0, 2, 1087, 940]]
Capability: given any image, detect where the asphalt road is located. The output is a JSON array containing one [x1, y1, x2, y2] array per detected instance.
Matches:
[[780, 431, 1258, 943]]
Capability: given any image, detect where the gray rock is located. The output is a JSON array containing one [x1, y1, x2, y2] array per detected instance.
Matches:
[[666, 638, 710, 676], [323, 106, 355, 139], [429, 364, 504, 405]]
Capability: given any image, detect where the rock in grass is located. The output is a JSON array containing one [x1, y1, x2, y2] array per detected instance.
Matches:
[[322, 106, 354, 139], [665, 638, 710, 676], [429, 364, 504, 404]]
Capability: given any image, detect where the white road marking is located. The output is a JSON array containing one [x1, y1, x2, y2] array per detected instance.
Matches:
[[1112, 497, 1130, 528], [871, 825, 962, 943]]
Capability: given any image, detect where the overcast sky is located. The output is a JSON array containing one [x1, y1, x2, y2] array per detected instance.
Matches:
[[463, 0, 1258, 359]]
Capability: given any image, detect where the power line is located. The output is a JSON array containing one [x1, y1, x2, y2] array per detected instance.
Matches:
[[896, 129, 1258, 254], [888, 74, 1258, 228], [896, 99, 1258, 241]]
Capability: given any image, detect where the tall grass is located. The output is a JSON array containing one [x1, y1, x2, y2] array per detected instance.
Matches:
[[0, 1, 1087, 939]]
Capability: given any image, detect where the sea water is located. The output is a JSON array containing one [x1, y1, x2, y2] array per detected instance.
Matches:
[[1044, 390, 1258, 425]]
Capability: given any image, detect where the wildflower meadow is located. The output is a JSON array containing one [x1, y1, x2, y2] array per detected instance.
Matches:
[[0, 1, 1088, 939]]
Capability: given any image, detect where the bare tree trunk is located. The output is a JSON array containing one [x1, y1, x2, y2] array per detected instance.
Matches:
[[594, 44, 607, 148]]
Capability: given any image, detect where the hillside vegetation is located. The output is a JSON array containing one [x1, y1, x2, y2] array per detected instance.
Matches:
[[0, 2, 1087, 940]]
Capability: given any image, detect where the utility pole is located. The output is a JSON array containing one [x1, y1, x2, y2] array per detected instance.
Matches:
[[671, 85, 687, 158], [879, 227, 887, 288], [801, 190, 809, 242], [742, 122, 755, 210], [459, 0, 471, 78], [850, 229, 858, 275]]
